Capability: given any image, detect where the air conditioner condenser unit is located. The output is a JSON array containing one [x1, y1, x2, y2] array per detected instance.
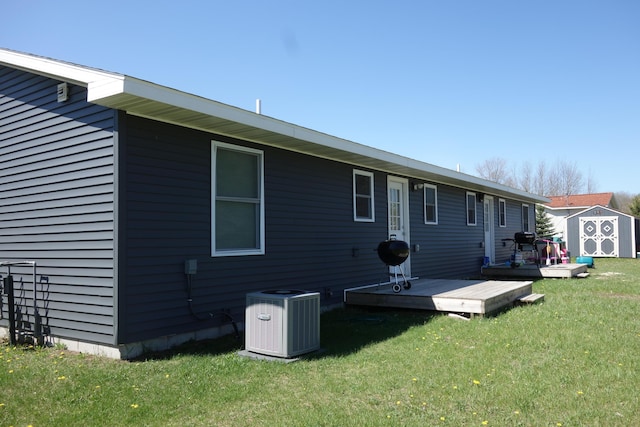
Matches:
[[245, 290, 320, 358]]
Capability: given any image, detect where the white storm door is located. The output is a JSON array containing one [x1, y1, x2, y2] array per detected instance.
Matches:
[[484, 196, 495, 263], [387, 177, 410, 276]]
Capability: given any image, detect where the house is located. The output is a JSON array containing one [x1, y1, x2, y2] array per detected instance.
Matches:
[[0, 48, 547, 358], [543, 193, 638, 258]]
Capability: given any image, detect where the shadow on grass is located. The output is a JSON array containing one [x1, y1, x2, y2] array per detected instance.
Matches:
[[305, 306, 436, 360], [133, 306, 435, 362]]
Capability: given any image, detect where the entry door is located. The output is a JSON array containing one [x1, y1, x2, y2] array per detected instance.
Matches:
[[580, 216, 618, 257], [484, 196, 495, 263], [387, 177, 410, 276]]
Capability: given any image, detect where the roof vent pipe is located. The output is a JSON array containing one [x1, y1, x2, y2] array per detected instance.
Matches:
[[256, 99, 261, 114]]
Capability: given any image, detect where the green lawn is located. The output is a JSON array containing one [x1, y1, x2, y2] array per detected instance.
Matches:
[[2, 258, 640, 426]]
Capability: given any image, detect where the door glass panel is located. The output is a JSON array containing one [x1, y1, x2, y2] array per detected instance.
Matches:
[[389, 187, 401, 232]]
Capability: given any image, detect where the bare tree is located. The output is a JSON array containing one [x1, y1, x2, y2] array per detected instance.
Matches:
[[518, 162, 534, 193], [475, 157, 511, 185], [555, 160, 584, 196], [533, 161, 550, 196], [475, 158, 588, 197], [586, 168, 598, 193]]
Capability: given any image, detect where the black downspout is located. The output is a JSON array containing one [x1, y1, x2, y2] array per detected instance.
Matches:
[[3, 275, 16, 345]]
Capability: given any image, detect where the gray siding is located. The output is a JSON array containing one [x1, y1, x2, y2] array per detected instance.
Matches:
[[118, 116, 389, 343], [0, 66, 116, 344], [409, 185, 485, 278], [119, 116, 535, 343]]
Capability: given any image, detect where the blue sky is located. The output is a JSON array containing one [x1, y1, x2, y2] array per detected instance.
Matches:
[[3, 0, 639, 194]]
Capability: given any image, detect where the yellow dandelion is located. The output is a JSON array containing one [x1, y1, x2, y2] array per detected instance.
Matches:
[[473, 379, 481, 385], [440, 416, 446, 421], [165, 374, 170, 378], [130, 403, 139, 409], [577, 391, 584, 395], [8, 370, 13, 374], [514, 410, 520, 415], [412, 378, 417, 382], [482, 421, 489, 425], [396, 400, 401, 405], [57, 376, 66, 380]]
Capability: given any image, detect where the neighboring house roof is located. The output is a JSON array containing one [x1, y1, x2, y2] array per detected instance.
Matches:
[[545, 193, 614, 210], [0, 48, 548, 204]]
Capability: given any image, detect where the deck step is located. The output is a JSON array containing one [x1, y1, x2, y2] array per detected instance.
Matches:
[[517, 293, 545, 304], [576, 272, 590, 278]]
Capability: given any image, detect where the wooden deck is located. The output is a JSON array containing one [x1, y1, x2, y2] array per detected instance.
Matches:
[[344, 278, 534, 317], [481, 263, 588, 279]]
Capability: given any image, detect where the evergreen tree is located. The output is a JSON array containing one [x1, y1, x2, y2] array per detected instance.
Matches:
[[629, 195, 640, 218], [535, 204, 555, 238]]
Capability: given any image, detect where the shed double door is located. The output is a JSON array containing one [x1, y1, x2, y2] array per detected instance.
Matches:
[[579, 216, 618, 257]]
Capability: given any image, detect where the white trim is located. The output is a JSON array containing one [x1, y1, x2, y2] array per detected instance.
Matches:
[[423, 183, 438, 224], [466, 192, 477, 226], [353, 169, 375, 222], [498, 198, 507, 227], [211, 141, 265, 257]]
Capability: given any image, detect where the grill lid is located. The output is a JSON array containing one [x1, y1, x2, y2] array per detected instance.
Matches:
[[377, 239, 410, 266], [514, 231, 536, 244]]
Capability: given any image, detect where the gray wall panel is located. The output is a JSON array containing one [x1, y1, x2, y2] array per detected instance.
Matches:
[[0, 66, 117, 345]]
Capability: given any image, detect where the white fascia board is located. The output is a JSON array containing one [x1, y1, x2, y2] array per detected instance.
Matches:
[[0, 48, 121, 86]]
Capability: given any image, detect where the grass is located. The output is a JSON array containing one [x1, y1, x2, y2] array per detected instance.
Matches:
[[2, 257, 640, 426]]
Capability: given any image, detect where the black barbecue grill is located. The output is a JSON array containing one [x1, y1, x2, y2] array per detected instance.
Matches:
[[503, 231, 539, 267], [514, 231, 536, 245], [377, 237, 411, 293]]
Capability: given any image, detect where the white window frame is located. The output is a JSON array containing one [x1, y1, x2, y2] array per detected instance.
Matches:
[[424, 184, 438, 224], [522, 203, 530, 232], [353, 170, 375, 222], [466, 192, 477, 226], [211, 140, 265, 257], [498, 198, 507, 227]]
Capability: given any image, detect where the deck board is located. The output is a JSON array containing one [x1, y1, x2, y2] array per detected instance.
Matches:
[[344, 278, 534, 316], [481, 263, 588, 278]]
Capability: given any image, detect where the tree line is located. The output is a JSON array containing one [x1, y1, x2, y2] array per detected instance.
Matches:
[[475, 157, 640, 217]]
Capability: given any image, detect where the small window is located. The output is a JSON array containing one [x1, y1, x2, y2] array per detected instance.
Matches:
[[211, 141, 264, 256], [353, 170, 375, 222], [424, 184, 438, 224], [522, 204, 530, 232], [466, 192, 477, 226], [499, 198, 506, 227]]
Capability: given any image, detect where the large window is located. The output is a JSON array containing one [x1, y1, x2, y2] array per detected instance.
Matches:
[[211, 141, 264, 256], [353, 170, 375, 222], [424, 184, 438, 224], [522, 204, 530, 232], [466, 192, 477, 226], [499, 198, 506, 227]]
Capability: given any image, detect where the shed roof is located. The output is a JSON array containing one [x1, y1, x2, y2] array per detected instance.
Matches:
[[0, 48, 548, 204], [545, 193, 614, 209]]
